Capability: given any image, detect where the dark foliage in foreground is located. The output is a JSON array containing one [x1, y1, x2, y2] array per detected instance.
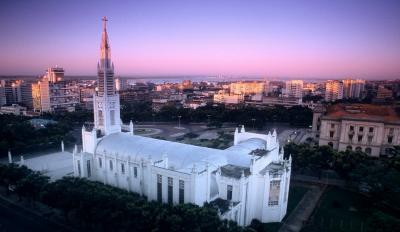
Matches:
[[0, 163, 264, 232]]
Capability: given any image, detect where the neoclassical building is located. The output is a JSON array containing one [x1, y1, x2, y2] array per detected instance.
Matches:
[[73, 17, 291, 226], [313, 104, 400, 157]]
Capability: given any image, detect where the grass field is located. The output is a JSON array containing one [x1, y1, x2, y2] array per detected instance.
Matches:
[[302, 187, 372, 232]]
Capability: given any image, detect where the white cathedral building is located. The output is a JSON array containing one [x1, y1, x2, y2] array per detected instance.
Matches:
[[73, 17, 292, 226]]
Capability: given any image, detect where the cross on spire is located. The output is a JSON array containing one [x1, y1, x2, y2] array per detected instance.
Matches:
[[102, 16, 108, 30]]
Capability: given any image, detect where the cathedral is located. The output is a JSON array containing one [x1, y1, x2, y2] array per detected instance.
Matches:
[[73, 17, 292, 226]]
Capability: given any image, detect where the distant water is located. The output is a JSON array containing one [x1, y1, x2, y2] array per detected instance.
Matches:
[[0, 75, 345, 83]]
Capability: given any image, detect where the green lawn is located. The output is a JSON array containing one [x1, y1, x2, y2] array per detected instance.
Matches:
[[302, 187, 371, 232]]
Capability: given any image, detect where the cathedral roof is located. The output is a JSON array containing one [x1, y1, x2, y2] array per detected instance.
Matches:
[[95, 132, 267, 173]]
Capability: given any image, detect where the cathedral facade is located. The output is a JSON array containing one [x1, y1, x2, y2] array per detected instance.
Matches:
[[73, 18, 292, 226]]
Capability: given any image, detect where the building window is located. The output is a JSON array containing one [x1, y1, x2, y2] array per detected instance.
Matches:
[[179, 180, 184, 204], [168, 177, 173, 204], [331, 123, 335, 129], [369, 127, 374, 133], [359, 127, 364, 132], [227, 185, 233, 201], [98, 157, 102, 168], [110, 110, 115, 125], [368, 136, 373, 143], [355, 147, 362, 152], [157, 174, 162, 203], [349, 134, 354, 141], [329, 131, 334, 138], [365, 147, 372, 155], [77, 160, 81, 177], [134, 167, 138, 178], [109, 160, 113, 171], [98, 110, 104, 126], [358, 135, 363, 142], [328, 142, 333, 148], [346, 145, 352, 151], [388, 136, 393, 144], [350, 126, 354, 131], [121, 163, 125, 174], [389, 128, 394, 134], [268, 180, 280, 206], [87, 160, 91, 178]]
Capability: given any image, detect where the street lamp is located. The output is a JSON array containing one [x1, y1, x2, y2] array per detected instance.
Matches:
[[178, 115, 182, 129]]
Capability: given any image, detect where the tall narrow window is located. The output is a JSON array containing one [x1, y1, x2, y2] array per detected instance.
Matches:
[[359, 127, 364, 132], [350, 126, 354, 131], [109, 160, 113, 171], [179, 180, 184, 204], [329, 131, 334, 138], [227, 185, 233, 200], [268, 180, 280, 206], [77, 160, 81, 177], [388, 136, 393, 144], [134, 167, 138, 178], [157, 174, 162, 202], [98, 157, 102, 168], [168, 177, 173, 204], [110, 110, 115, 125], [87, 160, 91, 178], [98, 110, 104, 126], [369, 127, 374, 133], [121, 163, 125, 174]]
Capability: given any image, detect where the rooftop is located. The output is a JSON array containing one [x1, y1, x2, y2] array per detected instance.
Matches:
[[322, 104, 400, 124], [220, 164, 250, 179]]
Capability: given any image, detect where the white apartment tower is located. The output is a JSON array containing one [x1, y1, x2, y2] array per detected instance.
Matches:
[[325, 80, 343, 102], [343, 79, 365, 99], [284, 80, 303, 98], [93, 17, 121, 136]]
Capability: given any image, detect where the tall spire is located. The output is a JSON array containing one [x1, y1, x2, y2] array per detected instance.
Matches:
[[100, 16, 111, 62]]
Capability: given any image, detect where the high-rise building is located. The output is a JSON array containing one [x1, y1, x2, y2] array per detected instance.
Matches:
[[0, 80, 33, 108], [324, 80, 343, 101], [230, 81, 265, 95], [343, 79, 365, 99], [0, 82, 6, 106], [47, 67, 64, 83], [93, 17, 121, 135], [376, 85, 393, 100], [284, 80, 303, 98], [32, 67, 80, 112]]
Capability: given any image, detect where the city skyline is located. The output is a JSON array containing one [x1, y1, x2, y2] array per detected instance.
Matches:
[[0, 0, 399, 79]]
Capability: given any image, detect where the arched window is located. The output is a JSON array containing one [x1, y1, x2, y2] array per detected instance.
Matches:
[[365, 147, 372, 155], [346, 145, 352, 151], [328, 142, 333, 148], [355, 147, 362, 152]]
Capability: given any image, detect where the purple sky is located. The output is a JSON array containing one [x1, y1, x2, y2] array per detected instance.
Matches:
[[0, 0, 399, 79]]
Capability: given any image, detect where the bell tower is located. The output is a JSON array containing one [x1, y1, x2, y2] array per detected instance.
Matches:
[[93, 17, 121, 135]]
